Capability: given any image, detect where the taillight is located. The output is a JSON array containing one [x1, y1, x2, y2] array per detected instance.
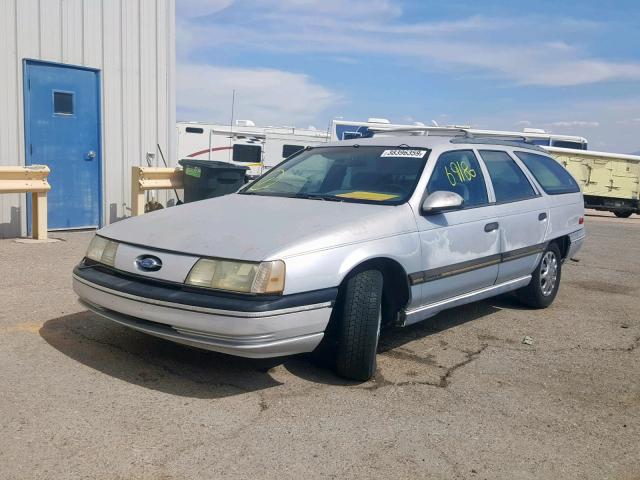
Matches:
[[578, 217, 584, 225]]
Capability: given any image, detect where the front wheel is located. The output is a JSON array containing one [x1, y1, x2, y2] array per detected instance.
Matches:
[[517, 243, 562, 309], [334, 270, 383, 381]]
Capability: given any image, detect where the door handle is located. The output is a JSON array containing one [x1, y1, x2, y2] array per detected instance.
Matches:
[[484, 222, 499, 232], [538, 212, 548, 221], [86, 150, 96, 160]]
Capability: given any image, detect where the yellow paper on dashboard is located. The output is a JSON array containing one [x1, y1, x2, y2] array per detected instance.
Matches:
[[336, 191, 399, 201]]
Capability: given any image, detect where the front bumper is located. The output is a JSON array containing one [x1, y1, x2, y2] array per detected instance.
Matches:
[[72, 266, 336, 358]]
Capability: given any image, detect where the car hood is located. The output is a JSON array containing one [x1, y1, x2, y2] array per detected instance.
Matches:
[[98, 194, 418, 261]]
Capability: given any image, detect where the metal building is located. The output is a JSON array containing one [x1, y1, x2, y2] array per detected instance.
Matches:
[[0, 0, 176, 238]]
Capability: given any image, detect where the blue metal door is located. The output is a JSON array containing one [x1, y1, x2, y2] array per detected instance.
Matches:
[[24, 60, 101, 229]]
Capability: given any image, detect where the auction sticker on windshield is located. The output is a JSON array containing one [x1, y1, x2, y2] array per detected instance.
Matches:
[[381, 149, 427, 158]]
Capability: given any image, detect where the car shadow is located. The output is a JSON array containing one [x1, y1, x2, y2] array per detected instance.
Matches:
[[376, 295, 512, 353], [40, 295, 520, 397], [40, 311, 287, 399]]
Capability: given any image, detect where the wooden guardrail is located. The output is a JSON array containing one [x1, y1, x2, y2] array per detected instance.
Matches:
[[131, 166, 183, 216], [0, 165, 51, 240]]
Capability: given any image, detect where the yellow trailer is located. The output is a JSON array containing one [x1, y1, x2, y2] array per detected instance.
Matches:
[[545, 146, 640, 218]]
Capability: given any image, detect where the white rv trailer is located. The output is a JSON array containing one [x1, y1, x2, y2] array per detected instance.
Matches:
[[331, 119, 588, 150], [177, 121, 330, 177]]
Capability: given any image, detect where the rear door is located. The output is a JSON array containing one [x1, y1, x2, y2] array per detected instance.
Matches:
[[24, 60, 101, 229], [412, 150, 500, 307], [477, 150, 548, 284]]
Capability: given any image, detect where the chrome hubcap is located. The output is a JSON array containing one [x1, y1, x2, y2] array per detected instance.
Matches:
[[539, 251, 558, 296]]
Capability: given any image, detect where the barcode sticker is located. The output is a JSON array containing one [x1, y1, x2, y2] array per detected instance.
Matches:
[[381, 149, 427, 158]]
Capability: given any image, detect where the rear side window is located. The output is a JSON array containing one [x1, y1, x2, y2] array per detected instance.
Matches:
[[282, 144, 304, 158], [427, 150, 488, 207], [478, 150, 537, 203], [233, 144, 261, 163], [514, 151, 580, 195]]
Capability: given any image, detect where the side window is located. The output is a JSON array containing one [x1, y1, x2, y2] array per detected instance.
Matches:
[[282, 144, 304, 158], [514, 151, 580, 195], [233, 144, 261, 163], [529, 138, 550, 146], [478, 150, 537, 203], [427, 150, 488, 207], [551, 140, 584, 149]]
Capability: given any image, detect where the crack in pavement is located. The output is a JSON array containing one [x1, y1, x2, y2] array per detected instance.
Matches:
[[380, 347, 438, 366], [365, 344, 489, 390], [437, 345, 488, 388]]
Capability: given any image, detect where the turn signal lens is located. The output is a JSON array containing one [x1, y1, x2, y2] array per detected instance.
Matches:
[[185, 258, 286, 294], [252, 260, 286, 294], [85, 235, 119, 267]]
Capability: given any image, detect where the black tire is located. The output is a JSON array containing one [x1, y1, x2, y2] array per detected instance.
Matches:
[[517, 243, 562, 309], [334, 270, 383, 381], [614, 210, 632, 218]]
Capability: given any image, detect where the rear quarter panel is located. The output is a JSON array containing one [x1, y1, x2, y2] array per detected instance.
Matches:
[[545, 192, 585, 241]]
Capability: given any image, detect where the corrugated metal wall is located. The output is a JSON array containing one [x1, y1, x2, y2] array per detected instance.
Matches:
[[0, 0, 176, 237]]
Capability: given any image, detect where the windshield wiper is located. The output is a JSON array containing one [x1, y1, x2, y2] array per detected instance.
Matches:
[[238, 192, 345, 202], [307, 194, 344, 202]]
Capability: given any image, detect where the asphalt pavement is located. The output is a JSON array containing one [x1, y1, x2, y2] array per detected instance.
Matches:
[[0, 210, 638, 479]]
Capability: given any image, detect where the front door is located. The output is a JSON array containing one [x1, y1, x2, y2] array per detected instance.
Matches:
[[24, 60, 101, 229], [413, 150, 501, 308]]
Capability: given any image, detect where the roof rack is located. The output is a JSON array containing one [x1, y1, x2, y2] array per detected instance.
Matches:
[[449, 137, 548, 152], [366, 126, 469, 137], [366, 126, 549, 152]]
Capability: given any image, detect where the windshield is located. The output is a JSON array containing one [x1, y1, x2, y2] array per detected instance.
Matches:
[[241, 146, 429, 205]]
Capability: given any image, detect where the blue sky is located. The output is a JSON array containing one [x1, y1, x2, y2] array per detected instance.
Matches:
[[176, 0, 640, 153]]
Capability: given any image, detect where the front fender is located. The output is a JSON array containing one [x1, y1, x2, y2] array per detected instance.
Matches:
[[281, 232, 422, 295]]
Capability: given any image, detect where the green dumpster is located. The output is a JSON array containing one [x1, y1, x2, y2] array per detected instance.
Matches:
[[178, 159, 248, 203]]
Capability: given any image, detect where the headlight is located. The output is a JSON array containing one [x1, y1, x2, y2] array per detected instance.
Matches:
[[86, 235, 119, 267], [185, 258, 286, 294]]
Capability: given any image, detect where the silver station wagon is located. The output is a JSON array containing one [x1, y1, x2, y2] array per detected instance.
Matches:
[[73, 129, 585, 381]]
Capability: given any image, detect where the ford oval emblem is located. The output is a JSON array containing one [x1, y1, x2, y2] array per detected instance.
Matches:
[[136, 255, 163, 272]]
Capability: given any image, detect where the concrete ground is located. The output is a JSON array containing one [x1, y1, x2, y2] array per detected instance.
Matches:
[[0, 210, 638, 479]]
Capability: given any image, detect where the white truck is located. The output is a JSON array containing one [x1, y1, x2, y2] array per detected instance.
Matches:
[[177, 120, 330, 178]]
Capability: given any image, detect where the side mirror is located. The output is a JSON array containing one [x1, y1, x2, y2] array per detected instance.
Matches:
[[421, 191, 464, 214]]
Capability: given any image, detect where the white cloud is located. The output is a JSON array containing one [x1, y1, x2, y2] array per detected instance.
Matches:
[[177, 5, 640, 87], [515, 120, 532, 126], [549, 121, 600, 127], [176, 64, 341, 125], [469, 98, 640, 154]]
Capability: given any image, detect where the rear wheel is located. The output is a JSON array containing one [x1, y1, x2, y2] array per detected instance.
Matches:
[[334, 270, 383, 381], [517, 243, 562, 309], [614, 210, 632, 218]]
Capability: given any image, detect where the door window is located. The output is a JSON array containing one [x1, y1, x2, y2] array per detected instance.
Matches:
[[427, 150, 488, 207], [478, 150, 537, 203], [53, 91, 74, 115]]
